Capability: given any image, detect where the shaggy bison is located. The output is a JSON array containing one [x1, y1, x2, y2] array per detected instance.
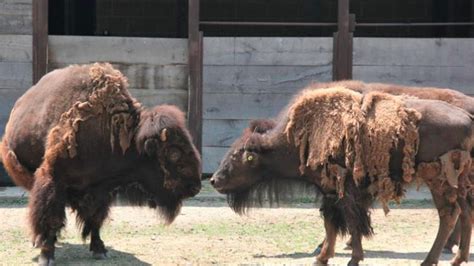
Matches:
[[311, 80, 474, 254], [210, 86, 473, 265], [0, 63, 202, 265]]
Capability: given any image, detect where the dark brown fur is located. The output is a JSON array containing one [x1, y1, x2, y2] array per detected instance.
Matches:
[[0, 63, 202, 264], [210, 89, 473, 265]]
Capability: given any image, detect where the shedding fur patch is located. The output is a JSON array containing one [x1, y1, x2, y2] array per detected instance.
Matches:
[[417, 150, 472, 201], [43, 63, 140, 167], [284, 87, 364, 178], [285, 87, 421, 208], [360, 92, 421, 210]]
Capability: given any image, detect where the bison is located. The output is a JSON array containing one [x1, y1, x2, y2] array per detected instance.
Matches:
[[0, 63, 202, 265], [210, 86, 473, 266], [310, 80, 474, 254]]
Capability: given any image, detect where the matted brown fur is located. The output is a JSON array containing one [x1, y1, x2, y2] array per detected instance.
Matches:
[[284, 87, 364, 178], [43, 63, 139, 167], [360, 92, 421, 208], [285, 87, 421, 207]]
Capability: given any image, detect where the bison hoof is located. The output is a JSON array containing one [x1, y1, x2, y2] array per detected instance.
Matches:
[[38, 255, 55, 266], [92, 252, 108, 260], [347, 259, 359, 266], [313, 246, 322, 255], [442, 247, 453, 254], [313, 259, 328, 265]]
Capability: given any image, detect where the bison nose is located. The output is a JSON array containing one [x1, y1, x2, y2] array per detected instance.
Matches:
[[209, 175, 224, 190], [187, 180, 201, 196]]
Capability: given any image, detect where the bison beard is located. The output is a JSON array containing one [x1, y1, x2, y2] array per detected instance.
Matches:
[[227, 178, 320, 215]]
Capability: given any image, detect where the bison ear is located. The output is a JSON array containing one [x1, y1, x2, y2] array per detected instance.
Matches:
[[249, 119, 276, 134], [144, 138, 159, 157]]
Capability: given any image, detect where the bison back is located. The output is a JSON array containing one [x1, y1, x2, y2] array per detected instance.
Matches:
[[406, 99, 474, 162]]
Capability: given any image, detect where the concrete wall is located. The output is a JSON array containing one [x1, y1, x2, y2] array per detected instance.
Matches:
[[0, 0, 32, 184]]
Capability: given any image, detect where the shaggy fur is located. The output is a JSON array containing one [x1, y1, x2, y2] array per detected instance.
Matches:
[[285, 87, 364, 177], [0, 63, 202, 264], [285, 87, 421, 208]]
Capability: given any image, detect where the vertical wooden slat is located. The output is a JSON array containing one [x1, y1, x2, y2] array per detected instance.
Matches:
[[332, 0, 353, 81], [33, 0, 48, 84], [188, 0, 203, 153]]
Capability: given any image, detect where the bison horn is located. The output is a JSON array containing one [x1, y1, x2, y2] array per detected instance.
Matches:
[[160, 128, 168, 142]]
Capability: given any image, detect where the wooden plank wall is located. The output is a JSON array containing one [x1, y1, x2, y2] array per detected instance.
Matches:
[[353, 38, 474, 94], [0, 0, 33, 184], [48, 36, 189, 111], [202, 37, 333, 173]]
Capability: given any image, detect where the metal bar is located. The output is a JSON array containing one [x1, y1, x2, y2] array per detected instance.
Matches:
[[188, 0, 202, 153], [356, 22, 474, 27], [200, 21, 474, 27], [32, 0, 48, 84], [200, 21, 337, 27]]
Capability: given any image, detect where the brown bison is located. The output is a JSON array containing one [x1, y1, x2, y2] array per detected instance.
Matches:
[[210, 87, 473, 266], [0, 63, 202, 265], [310, 80, 474, 254]]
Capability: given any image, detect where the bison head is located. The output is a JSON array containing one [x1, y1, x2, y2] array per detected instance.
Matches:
[[136, 105, 202, 201], [210, 119, 276, 193], [210, 119, 318, 214]]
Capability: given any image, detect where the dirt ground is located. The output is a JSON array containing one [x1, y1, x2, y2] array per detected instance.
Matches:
[[1, 197, 473, 266]]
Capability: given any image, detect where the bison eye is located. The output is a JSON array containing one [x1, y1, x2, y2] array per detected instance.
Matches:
[[168, 147, 182, 162]]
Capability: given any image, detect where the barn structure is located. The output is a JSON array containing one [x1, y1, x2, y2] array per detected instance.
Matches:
[[0, 0, 474, 184]]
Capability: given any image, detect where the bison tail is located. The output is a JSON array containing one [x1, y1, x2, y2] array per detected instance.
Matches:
[[0, 139, 35, 190]]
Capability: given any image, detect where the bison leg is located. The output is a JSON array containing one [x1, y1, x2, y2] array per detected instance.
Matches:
[[451, 197, 471, 265], [29, 173, 66, 266], [347, 232, 363, 266], [316, 217, 337, 264], [443, 219, 461, 254], [314, 236, 352, 256], [73, 193, 112, 259], [421, 192, 460, 266]]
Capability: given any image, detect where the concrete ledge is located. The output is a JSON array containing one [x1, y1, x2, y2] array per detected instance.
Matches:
[[0, 186, 27, 199]]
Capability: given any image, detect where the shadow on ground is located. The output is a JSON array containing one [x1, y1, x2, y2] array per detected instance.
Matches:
[[31, 243, 151, 265], [254, 249, 474, 262]]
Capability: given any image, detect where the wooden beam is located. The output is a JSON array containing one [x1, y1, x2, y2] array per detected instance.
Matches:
[[332, 0, 353, 80], [33, 0, 48, 84], [188, 0, 203, 153]]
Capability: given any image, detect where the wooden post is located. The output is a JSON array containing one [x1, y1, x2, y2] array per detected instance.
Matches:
[[33, 0, 48, 84], [188, 0, 203, 153], [332, 0, 353, 81]]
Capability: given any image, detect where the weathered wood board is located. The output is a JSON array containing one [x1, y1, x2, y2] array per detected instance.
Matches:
[[48, 36, 188, 65], [353, 38, 474, 94], [0, 34, 32, 62], [0, 0, 32, 35]]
